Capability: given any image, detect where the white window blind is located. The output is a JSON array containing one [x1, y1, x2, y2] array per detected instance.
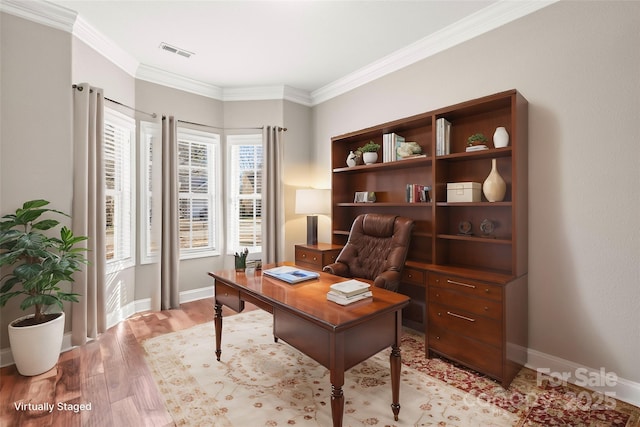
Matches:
[[227, 134, 263, 254], [139, 122, 160, 263], [104, 109, 135, 268], [178, 128, 220, 258]]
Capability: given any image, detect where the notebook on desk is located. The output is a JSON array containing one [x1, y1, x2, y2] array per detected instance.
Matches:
[[262, 266, 320, 284]]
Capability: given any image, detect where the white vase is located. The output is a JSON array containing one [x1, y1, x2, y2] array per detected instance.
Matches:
[[483, 158, 506, 202], [8, 312, 65, 376], [362, 152, 378, 165], [493, 127, 509, 148], [346, 151, 356, 167]]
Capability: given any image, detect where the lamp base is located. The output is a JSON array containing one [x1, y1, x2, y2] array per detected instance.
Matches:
[[306, 215, 318, 246]]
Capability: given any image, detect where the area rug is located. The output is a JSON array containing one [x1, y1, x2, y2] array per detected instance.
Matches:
[[142, 310, 640, 426]]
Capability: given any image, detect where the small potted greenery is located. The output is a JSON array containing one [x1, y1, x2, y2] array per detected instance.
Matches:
[[358, 141, 381, 164], [0, 199, 88, 376], [467, 133, 488, 147]]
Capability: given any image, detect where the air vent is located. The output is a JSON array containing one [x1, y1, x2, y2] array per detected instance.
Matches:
[[159, 42, 194, 58]]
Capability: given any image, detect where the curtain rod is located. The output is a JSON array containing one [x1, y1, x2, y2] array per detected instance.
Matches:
[[172, 117, 286, 132], [72, 84, 158, 119]]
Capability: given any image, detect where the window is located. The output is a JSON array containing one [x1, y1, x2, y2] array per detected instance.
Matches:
[[139, 122, 159, 263], [178, 128, 220, 258], [227, 134, 263, 254], [104, 109, 135, 269]]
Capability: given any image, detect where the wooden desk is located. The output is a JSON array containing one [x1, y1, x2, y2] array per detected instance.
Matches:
[[208, 265, 410, 427]]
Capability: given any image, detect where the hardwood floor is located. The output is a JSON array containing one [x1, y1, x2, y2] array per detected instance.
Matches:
[[0, 298, 244, 427]]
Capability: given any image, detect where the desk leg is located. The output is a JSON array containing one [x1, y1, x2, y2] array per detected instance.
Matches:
[[330, 383, 344, 427], [214, 302, 223, 361], [390, 344, 401, 421]]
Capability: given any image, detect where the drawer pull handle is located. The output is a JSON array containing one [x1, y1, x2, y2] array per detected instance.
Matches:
[[447, 279, 476, 289], [301, 254, 307, 258], [313, 256, 317, 261], [447, 311, 476, 322]]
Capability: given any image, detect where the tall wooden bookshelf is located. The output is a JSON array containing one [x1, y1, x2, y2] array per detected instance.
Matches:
[[329, 89, 528, 387]]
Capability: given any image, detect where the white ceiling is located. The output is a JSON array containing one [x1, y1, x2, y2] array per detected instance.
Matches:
[[24, 1, 552, 103]]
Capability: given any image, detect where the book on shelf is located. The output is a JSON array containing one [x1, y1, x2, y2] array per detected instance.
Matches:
[[465, 144, 489, 152], [262, 266, 319, 284], [406, 184, 432, 203], [327, 290, 373, 305], [436, 118, 451, 156], [382, 133, 405, 162], [397, 153, 427, 161], [329, 279, 371, 297]]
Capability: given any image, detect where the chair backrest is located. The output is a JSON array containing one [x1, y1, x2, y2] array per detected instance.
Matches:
[[334, 213, 414, 282]]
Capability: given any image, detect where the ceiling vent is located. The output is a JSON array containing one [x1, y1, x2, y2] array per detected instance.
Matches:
[[159, 42, 194, 58]]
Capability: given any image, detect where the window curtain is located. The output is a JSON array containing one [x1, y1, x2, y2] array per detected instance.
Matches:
[[262, 126, 285, 263], [71, 83, 107, 345], [157, 116, 180, 309]]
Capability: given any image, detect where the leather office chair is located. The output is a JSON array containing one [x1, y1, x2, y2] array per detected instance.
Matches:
[[323, 213, 414, 292]]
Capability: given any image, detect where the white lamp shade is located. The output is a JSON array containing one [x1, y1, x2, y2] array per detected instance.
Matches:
[[295, 189, 330, 215]]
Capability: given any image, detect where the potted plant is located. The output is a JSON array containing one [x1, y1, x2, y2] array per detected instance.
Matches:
[[467, 133, 489, 147], [0, 199, 88, 376], [358, 141, 381, 165]]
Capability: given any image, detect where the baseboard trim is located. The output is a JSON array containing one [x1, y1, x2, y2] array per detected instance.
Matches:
[[0, 286, 214, 369], [526, 348, 640, 407]]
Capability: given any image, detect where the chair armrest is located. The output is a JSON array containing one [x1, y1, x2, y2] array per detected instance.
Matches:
[[323, 262, 350, 278], [373, 270, 401, 292]]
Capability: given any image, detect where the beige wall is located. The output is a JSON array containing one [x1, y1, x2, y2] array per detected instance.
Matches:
[[0, 14, 73, 348], [312, 1, 640, 385]]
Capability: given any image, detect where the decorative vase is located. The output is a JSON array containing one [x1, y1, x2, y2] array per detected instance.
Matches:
[[493, 127, 509, 148], [8, 312, 65, 376], [483, 158, 506, 202], [346, 151, 356, 167], [362, 152, 378, 165]]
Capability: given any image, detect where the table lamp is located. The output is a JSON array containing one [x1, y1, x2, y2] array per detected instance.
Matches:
[[295, 189, 330, 245]]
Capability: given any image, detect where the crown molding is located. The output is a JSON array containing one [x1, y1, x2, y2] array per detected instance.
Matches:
[[72, 15, 139, 78], [136, 64, 223, 100], [310, 0, 558, 105], [0, 0, 76, 32], [3, 0, 556, 106], [222, 85, 312, 106]]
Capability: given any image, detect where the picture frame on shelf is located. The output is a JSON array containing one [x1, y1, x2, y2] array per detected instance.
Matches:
[[354, 191, 376, 203]]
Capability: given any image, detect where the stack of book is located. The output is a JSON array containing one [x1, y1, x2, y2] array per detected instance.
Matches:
[[406, 184, 432, 203], [436, 117, 451, 156], [465, 144, 489, 152], [326, 279, 372, 305], [382, 132, 405, 162]]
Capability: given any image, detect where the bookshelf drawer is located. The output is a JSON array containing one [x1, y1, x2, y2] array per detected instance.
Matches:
[[428, 302, 501, 347], [428, 273, 503, 302], [402, 267, 426, 286], [428, 287, 502, 321], [429, 325, 502, 380]]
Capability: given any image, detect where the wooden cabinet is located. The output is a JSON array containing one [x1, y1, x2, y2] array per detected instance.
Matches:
[[329, 90, 528, 387], [294, 243, 343, 272]]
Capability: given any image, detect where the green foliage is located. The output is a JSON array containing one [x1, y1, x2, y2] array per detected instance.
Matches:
[[358, 141, 381, 153], [0, 200, 88, 324], [467, 133, 488, 146]]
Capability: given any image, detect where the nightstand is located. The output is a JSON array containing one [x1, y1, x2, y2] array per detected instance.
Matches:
[[294, 243, 343, 272]]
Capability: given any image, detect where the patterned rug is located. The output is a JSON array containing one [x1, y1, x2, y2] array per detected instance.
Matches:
[[142, 310, 639, 426]]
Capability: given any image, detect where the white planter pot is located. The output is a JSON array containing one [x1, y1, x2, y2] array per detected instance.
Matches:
[[362, 152, 378, 164], [8, 311, 65, 376]]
